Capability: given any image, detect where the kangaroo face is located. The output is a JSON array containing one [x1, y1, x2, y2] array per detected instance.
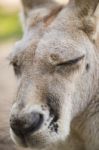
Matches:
[[10, 0, 99, 149]]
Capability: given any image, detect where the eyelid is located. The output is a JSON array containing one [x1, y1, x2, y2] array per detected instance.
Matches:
[[56, 55, 85, 67]]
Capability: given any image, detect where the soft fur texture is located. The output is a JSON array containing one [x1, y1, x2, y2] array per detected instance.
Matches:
[[9, 0, 99, 150]]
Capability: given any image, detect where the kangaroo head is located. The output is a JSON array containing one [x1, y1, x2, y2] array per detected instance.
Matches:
[[10, 0, 99, 149]]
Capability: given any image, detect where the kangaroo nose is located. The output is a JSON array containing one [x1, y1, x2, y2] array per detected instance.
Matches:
[[10, 112, 43, 136]]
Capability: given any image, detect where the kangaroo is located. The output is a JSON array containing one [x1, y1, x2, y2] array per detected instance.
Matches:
[[9, 0, 99, 150]]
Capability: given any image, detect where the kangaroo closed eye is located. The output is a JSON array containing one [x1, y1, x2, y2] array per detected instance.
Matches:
[[56, 55, 85, 66]]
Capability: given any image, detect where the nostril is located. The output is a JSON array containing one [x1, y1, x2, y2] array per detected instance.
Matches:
[[10, 113, 44, 136], [26, 113, 43, 131], [25, 112, 44, 133]]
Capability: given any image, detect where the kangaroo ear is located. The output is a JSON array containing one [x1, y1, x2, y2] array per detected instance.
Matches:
[[75, 0, 99, 16], [73, 0, 99, 42], [21, 0, 56, 16], [21, 0, 63, 28]]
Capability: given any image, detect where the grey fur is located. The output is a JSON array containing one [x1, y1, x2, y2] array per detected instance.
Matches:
[[10, 0, 99, 150]]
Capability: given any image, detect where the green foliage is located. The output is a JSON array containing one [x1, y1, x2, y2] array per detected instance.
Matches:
[[0, 8, 23, 43]]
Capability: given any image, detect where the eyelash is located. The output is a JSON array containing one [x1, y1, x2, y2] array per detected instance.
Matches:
[[56, 55, 85, 67]]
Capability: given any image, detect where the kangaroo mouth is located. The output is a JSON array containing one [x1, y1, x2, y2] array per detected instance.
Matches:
[[19, 137, 28, 148], [10, 104, 59, 148]]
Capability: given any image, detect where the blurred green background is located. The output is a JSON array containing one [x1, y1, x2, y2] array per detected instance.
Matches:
[[0, 2, 23, 150], [0, 0, 23, 44], [0, 8, 22, 43]]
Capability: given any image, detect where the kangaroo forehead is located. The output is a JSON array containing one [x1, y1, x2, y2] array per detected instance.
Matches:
[[35, 33, 86, 61], [11, 26, 86, 65]]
